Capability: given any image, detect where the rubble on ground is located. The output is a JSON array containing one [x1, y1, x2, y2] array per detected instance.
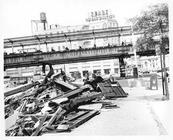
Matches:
[[4, 65, 128, 136]]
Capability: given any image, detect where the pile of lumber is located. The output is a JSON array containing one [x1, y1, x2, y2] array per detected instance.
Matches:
[[5, 76, 128, 136]]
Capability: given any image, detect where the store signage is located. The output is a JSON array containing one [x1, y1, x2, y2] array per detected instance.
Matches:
[[86, 10, 115, 22]]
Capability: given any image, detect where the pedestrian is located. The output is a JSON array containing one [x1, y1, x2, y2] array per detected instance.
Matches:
[[61, 69, 67, 82]]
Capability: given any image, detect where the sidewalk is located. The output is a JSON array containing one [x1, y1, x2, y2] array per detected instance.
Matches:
[[124, 87, 170, 135]]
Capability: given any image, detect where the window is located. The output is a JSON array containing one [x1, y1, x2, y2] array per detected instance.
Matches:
[[82, 70, 89, 77], [104, 69, 111, 75], [70, 71, 81, 79], [114, 68, 119, 74], [93, 69, 101, 75]]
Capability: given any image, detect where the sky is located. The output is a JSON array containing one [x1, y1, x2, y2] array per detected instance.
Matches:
[[0, 0, 170, 38]]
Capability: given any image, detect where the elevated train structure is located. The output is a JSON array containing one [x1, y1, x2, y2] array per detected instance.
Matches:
[[4, 26, 169, 70], [4, 45, 132, 69], [4, 26, 132, 48]]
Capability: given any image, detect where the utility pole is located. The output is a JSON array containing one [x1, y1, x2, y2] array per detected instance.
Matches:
[[159, 19, 169, 100], [159, 46, 165, 96], [131, 24, 138, 78]]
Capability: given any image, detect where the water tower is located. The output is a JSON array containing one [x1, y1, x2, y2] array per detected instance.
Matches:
[[40, 12, 47, 30]]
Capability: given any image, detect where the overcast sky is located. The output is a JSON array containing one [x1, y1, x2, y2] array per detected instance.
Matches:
[[0, 0, 169, 38]]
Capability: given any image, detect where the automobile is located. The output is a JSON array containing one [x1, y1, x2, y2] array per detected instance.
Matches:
[[143, 71, 150, 74]]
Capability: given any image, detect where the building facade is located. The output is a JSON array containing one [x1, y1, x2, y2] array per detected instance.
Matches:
[[5, 10, 167, 80], [5, 10, 124, 79]]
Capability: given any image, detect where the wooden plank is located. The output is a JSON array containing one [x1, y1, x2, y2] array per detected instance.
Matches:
[[117, 86, 127, 95], [54, 80, 77, 90], [64, 111, 88, 122], [68, 110, 99, 129], [31, 114, 48, 136], [44, 107, 66, 128], [98, 81, 128, 98], [112, 86, 127, 97], [4, 83, 36, 97], [62, 88, 85, 98], [48, 87, 85, 101], [18, 99, 27, 113], [18, 114, 53, 118]]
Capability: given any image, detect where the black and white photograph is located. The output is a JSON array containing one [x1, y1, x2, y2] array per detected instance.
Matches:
[[1, 0, 172, 138]]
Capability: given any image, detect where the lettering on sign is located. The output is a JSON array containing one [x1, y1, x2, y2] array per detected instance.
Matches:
[[86, 10, 115, 22]]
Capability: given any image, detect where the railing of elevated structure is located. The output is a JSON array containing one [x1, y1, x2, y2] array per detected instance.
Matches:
[[4, 45, 133, 68]]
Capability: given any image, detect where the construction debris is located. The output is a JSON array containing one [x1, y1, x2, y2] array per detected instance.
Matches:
[[4, 82, 38, 97], [98, 80, 128, 98], [4, 64, 128, 136]]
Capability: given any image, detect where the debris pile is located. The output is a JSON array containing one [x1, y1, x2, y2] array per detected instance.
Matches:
[[5, 65, 128, 136]]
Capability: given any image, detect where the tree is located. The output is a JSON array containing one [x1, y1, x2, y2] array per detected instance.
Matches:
[[129, 3, 169, 51], [135, 36, 156, 51], [129, 3, 169, 99]]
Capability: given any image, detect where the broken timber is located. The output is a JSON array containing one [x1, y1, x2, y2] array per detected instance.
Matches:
[[41, 106, 66, 134], [31, 114, 48, 136], [54, 79, 77, 91], [68, 110, 99, 129], [18, 99, 28, 113], [4, 82, 37, 97], [49, 86, 89, 102], [47, 110, 99, 133], [98, 80, 128, 98]]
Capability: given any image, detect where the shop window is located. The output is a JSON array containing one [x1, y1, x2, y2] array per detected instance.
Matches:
[[104, 69, 111, 75], [70, 71, 81, 79], [82, 70, 89, 77], [93, 69, 101, 75], [114, 68, 119, 74]]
